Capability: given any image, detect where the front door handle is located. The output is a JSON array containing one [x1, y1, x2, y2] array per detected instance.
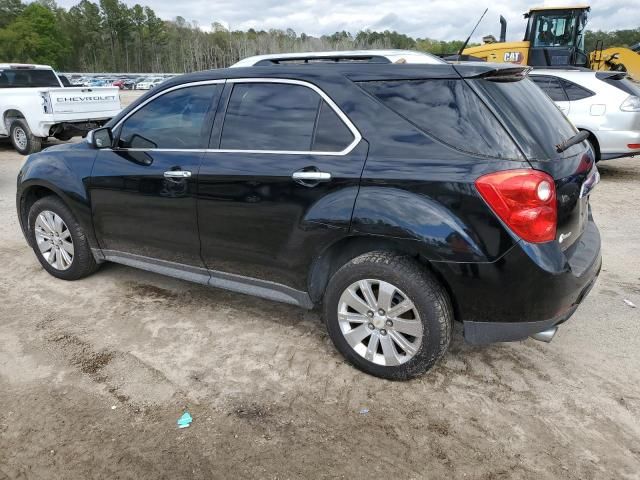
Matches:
[[291, 171, 332, 182], [164, 170, 192, 178]]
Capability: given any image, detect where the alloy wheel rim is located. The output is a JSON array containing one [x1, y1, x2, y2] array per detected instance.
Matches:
[[13, 127, 27, 150], [337, 279, 423, 366], [34, 210, 74, 271]]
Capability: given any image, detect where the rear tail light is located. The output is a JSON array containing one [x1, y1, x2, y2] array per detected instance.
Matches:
[[475, 169, 557, 243], [620, 95, 640, 112], [628, 143, 640, 149]]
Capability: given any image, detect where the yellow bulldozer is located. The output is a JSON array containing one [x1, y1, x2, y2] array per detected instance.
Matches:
[[462, 6, 640, 80]]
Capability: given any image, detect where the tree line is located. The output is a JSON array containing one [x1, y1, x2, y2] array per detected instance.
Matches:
[[0, 0, 639, 73]]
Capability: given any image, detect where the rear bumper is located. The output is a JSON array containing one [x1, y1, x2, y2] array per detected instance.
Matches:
[[432, 216, 602, 344], [463, 268, 598, 344], [34, 117, 115, 138], [597, 129, 640, 160]]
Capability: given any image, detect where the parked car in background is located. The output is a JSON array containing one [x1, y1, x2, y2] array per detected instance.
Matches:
[[71, 76, 88, 86], [16, 60, 601, 379], [0, 63, 121, 154], [530, 68, 640, 161], [132, 77, 146, 89], [135, 77, 163, 90], [87, 78, 108, 87], [112, 79, 135, 90]]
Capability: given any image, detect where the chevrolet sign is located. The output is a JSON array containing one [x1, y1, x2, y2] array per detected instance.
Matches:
[[55, 95, 117, 102]]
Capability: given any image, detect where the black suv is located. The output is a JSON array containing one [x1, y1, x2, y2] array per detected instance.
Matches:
[[16, 61, 601, 379]]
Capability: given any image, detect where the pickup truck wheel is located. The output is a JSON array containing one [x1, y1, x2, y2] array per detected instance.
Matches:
[[10, 120, 43, 155], [28, 196, 99, 280], [323, 251, 453, 380]]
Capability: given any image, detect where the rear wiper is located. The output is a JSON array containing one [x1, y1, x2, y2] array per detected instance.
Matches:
[[555, 130, 589, 153]]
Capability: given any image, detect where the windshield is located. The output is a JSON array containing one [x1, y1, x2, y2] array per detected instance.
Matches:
[[531, 10, 586, 49], [0, 69, 61, 88], [470, 77, 582, 161]]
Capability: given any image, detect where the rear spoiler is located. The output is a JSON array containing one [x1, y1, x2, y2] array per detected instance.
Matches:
[[453, 63, 531, 82], [595, 71, 627, 81]]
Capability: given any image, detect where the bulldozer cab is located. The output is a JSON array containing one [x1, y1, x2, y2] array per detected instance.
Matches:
[[524, 6, 590, 67]]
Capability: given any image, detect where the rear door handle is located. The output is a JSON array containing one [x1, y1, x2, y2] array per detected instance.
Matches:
[[291, 171, 331, 182], [164, 170, 192, 178]]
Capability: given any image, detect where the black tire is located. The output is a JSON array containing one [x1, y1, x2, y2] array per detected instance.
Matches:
[[27, 196, 99, 280], [323, 251, 452, 380], [10, 119, 43, 155]]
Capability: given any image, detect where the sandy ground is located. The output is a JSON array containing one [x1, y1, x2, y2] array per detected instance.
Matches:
[[1, 91, 639, 479]]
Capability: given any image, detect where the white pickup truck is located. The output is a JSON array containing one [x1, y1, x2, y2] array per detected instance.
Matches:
[[0, 63, 121, 154]]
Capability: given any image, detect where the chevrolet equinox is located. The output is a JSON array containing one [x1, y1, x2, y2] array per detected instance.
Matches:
[[17, 60, 602, 379]]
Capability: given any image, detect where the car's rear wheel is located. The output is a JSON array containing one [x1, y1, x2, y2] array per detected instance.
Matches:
[[323, 251, 452, 379], [28, 196, 99, 280], [10, 119, 43, 155]]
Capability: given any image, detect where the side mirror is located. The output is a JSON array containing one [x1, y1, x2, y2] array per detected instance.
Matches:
[[88, 127, 113, 149]]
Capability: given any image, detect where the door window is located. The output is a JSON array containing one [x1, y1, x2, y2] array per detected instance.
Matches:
[[221, 83, 318, 151], [220, 82, 354, 152], [118, 84, 221, 149], [530, 76, 569, 102]]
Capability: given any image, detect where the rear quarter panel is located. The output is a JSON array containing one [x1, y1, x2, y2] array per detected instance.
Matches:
[[0, 89, 47, 135], [342, 82, 527, 263]]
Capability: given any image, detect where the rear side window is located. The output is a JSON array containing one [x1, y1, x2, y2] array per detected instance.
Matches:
[[312, 101, 354, 151], [221, 83, 319, 151], [118, 84, 221, 149], [530, 75, 569, 101], [0, 68, 61, 88], [357, 79, 523, 160], [561, 79, 595, 101]]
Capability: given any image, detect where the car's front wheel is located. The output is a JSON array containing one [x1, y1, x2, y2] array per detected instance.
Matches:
[[323, 251, 452, 380], [28, 196, 99, 280]]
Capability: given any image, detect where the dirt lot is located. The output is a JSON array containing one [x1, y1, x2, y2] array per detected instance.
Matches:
[[1, 94, 639, 478]]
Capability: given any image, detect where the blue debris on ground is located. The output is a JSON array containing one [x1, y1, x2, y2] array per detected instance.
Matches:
[[177, 411, 193, 429]]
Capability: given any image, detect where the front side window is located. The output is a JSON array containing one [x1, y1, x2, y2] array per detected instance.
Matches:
[[220, 82, 354, 152], [530, 75, 569, 102], [118, 84, 221, 149]]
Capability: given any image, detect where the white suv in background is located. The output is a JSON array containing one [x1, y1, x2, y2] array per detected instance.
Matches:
[[530, 68, 640, 161], [135, 77, 163, 90]]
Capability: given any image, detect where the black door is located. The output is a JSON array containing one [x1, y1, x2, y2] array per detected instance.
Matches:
[[90, 83, 223, 267], [198, 80, 368, 291]]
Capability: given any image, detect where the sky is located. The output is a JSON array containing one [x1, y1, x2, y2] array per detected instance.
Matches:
[[54, 0, 640, 41]]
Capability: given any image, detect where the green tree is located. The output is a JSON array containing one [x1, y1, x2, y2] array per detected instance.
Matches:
[[0, 3, 70, 67], [0, 0, 25, 28]]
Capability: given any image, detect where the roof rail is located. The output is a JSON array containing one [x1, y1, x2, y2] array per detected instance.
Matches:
[[253, 55, 392, 66]]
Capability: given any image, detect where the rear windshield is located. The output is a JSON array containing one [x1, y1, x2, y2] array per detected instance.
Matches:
[[470, 77, 581, 160], [357, 79, 523, 160], [601, 76, 640, 97], [0, 68, 61, 88]]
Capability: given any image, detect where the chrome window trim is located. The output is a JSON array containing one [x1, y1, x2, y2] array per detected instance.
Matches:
[[113, 79, 226, 131], [112, 77, 361, 156]]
